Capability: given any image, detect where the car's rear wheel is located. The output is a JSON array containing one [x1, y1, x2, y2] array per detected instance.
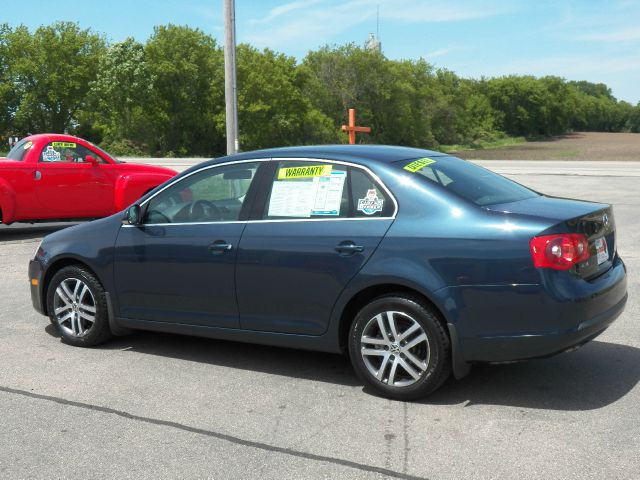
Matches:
[[348, 294, 451, 400], [46, 266, 112, 347]]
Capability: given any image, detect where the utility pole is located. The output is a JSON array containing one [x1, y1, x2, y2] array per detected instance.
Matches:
[[224, 0, 239, 154]]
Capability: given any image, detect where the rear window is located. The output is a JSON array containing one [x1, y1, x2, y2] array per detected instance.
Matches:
[[397, 156, 538, 206], [6, 138, 34, 161]]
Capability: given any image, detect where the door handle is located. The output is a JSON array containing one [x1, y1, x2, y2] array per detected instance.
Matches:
[[335, 241, 364, 255], [208, 241, 233, 254], [34, 171, 42, 181]]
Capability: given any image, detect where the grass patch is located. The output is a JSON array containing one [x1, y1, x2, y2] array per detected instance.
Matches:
[[556, 149, 579, 159], [441, 136, 526, 153]]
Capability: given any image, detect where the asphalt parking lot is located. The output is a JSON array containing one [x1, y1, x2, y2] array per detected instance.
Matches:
[[1, 160, 638, 479]]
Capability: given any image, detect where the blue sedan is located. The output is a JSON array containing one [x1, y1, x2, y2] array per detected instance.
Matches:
[[29, 145, 628, 400]]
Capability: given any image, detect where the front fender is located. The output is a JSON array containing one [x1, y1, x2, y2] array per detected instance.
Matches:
[[114, 173, 170, 211], [0, 177, 17, 223]]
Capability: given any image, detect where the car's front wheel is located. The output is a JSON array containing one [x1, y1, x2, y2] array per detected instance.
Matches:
[[348, 294, 451, 400], [46, 266, 112, 347]]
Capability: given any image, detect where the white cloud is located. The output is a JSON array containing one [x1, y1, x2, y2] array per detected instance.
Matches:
[[249, 0, 324, 25], [576, 27, 640, 42], [424, 48, 453, 59], [383, 2, 510, 23], [243, 0, 511, 50]]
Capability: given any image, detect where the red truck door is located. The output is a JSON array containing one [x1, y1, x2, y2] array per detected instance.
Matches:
[[34, 141, 113, 218]]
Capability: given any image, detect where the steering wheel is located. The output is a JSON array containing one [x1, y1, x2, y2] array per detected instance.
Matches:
[[146, 209, 171, 224], [188, 200, 221, 221]]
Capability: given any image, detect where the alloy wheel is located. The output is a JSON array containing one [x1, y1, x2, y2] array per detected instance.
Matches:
[[360, 311, 430, 387], [53, 278, 97, 337]]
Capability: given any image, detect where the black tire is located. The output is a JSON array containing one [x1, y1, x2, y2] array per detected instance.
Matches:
[[46, 265, 112, 347], [348, 294, 451, 401]]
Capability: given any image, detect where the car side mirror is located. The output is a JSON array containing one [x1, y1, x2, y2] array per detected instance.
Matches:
[[85, 155, 98, 165], [123, 204, 142, 225]]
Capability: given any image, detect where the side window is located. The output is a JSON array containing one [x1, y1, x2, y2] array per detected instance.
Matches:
[[144, 162, 260, 224], [350, 168, 394, 217], [39, 141, 103, 163], [264, 161, 349, 219]]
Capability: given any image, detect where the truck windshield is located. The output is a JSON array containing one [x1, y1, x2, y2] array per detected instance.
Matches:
[[6, 139, 33, 161], [87, 141, 121, 163], [396, 155, 539, 207]]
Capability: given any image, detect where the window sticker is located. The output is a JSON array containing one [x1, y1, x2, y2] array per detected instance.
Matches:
[[268, 170, 347, 217], [311, 171, 346, 216], [357, 189, 384, 215], [23, 141, 33, 150], [42, 145, 61, 162], [268, 180, 317, 217], [404, 157, 436, 173], [51, 141, 76, 148], [277, 164, 332, 180]]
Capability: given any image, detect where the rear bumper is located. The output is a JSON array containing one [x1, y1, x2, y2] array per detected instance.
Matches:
[[461, 290, 627, 362], [439, 256, 628, 363], [29, 259, 46, 315]]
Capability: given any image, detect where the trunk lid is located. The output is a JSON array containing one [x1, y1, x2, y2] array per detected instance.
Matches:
[[487, 195, 616, 279]]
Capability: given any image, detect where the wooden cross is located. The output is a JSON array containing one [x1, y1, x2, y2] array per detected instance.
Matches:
[[341, 108, 371, 144]]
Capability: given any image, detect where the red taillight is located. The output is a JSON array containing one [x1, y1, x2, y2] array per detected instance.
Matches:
[[530, 233, 590, 270]]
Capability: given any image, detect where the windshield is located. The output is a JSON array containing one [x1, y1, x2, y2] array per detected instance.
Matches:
[[5, 138, 34, 161], [397, 155, 539, 206]]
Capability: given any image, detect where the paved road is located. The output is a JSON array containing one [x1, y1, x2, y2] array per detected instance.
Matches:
[[1, 161, 638, 479]]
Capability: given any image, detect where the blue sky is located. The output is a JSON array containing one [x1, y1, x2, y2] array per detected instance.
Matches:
[[6, 0, 640, 103]]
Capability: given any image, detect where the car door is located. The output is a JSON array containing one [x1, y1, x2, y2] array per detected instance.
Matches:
[[113, 161, 262, 328], [235, 159, 396, 335], [34, 140, 112, 217]]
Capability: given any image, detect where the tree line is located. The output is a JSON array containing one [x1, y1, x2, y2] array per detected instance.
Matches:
[[1, 22, 638, 157]]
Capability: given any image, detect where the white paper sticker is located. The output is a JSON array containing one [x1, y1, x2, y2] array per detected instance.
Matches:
[[595, 237, 609, 265], [42, 145, 60, 162], [268, 170, 347, 218], [268, 180, 317, 217], [311, 171, 346, 216]]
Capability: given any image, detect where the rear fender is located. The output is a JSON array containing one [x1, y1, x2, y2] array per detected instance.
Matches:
[[114, 173, 167, 211], [0, 177, 17, 223]]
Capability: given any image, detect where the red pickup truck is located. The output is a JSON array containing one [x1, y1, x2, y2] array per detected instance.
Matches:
[[0, 134, 177, 224]]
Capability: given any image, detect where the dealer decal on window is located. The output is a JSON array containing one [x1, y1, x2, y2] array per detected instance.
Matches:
[[357, 189, 384, 215], [404, 157, 436, 173], [42, 146, 61, 162]]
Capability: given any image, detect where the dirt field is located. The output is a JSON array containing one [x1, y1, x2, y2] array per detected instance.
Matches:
[[454, 132, 640, 161]]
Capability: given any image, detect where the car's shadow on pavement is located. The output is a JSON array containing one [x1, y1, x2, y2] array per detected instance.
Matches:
[[99, 330, 362, 387], [44, 325, 639, 410], [0, 223, 77, 242], [426, 340, 640, 411]]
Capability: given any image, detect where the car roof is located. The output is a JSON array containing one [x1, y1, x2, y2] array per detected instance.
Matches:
[[211, 145, 448, 167], [26, 133, 86, 142]]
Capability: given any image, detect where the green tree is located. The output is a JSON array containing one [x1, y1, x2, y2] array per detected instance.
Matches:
[[144, 24, 224, 156], [0, 24, 19, 138], [83, 38, 154, 153], [235, 44, 336, 149], [627, 103, 640, 133], [8, 22, 105, 134]]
